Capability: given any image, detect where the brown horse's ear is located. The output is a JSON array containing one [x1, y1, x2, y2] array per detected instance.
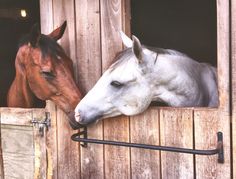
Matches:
[[48, 21, 67, 41], [29, 23, 40, 47]]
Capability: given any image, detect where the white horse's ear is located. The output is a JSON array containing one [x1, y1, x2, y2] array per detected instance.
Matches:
[[120, 31, 132, 48], [132, 35, 143, 63]]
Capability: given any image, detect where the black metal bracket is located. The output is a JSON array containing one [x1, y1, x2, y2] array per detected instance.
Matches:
[[31, 112, 51, 137], [71, 127, 224, 163]]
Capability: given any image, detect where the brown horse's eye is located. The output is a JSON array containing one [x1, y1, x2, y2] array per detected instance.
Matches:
[[41, 71, 55, 79], [110, 81, 124, 88]]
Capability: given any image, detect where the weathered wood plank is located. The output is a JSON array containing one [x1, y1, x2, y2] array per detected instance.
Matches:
[[0, 108, 35, 126], [193, 0, 231, 178], [53, 0, 76, 66], [231, 0, 236, 177], [194, 109, 230, 179], [52, 1, 81, 178], [40, 0, 53, 34], [1, 125, 34, 155], [104, 116, 130, 179], [75, 1, 104, 177], [75, 0, 102, 93], [122, 0, 131, 36], [33, 109, 47, 179], [40, 1, 57, 178], [160, 108, 194, 179], [3, 153, 34, 179], [56, 110, 80, 179], [0, 111, 4, 179], [1, 109, 35, 179], [45, 101, 58, 179], [101, 0, 130, 178], [217, 0, 230, 112], [130, 108, 160, 179]]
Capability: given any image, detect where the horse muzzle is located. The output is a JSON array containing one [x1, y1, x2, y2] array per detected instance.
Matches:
[[67, 111, 85, 129], [74, 110, 102, 126]]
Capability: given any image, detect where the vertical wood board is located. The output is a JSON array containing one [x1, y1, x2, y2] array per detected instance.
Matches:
[[101, 0, 130, 178], [160, 108, 194, 179], [217, 0, 230, 112], [194, 109, 230, 179], [0, 111, 3, 179], [231, 0, 236, 178], [75, 0, 104, 178], [40, 1, 58, 178], [45, 101, 58, 179], [130, 108, 161, 179], [33, 109, 47, 179], [52, 1, 81, 178]]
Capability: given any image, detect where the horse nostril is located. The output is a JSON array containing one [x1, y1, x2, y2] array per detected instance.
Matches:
[[74, 112, 80, 122], [55, 92, 61, 96]]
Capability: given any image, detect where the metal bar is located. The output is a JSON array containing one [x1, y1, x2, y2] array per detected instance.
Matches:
[[71, 128, 224, 163]]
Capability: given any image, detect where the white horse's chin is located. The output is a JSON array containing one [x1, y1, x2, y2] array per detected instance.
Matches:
[[119, 107, 145, 117]]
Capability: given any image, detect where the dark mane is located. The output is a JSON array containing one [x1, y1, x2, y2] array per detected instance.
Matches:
[[18, 34, 64, 59]]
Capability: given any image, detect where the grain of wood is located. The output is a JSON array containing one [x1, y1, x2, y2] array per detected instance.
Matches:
[[33, 109, 47, 179], [193, 0, 231, 178], [160, 108, 194, 179], [39, 0, 54, 34], [40, 1, 57, 178], [53, 0, 76, 66], [1, 125, 33, 155], [217, 0, 230, 112], [194, 109, 230, 179], [56, 110, 80, 179], [52, 1, 80, 178], [231, 0, 236, 178], [130, 108, 160, 179], [0, 110, 4, 179], [122, 0, 131, 36], [75, 0, 104, 178], [0, 108, 33, 126], [1, 108, 34, 179], [45, 101, 58, 179], [75, 0, 102, 93], [101, 0, 130, 178], [104, 116, 130, 179], [3, 153, 34, 179]]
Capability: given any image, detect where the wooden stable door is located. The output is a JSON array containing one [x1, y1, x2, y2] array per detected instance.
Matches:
[[0, 1, 231, 179], [40, 0, 231, 178], [0, 108, 47, 179]]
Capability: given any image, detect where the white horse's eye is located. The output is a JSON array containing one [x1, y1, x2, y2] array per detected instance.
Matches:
[[110, 81, 124, 88]]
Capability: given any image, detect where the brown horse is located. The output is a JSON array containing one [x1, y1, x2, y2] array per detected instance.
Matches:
[[7, 21, 82, 129]]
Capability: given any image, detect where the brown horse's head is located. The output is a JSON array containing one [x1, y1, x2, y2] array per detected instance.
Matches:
[[7, 21, 82, 129]]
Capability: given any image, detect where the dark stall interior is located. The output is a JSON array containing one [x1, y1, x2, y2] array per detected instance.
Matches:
[[0, 0, 40, 107], [131, 0, 217, 66]]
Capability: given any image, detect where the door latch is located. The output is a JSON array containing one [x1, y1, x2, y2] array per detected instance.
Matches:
[[31, 112, 51, 137]]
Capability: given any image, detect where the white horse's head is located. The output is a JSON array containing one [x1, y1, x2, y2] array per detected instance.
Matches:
[[75, 32, 158, 125]]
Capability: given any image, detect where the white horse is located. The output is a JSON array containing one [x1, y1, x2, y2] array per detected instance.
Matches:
[[75, 32, 218, 125]]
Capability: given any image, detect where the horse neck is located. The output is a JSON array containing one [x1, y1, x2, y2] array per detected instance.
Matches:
[[7, 48, 35, 108], [150, 54, 198, 107]]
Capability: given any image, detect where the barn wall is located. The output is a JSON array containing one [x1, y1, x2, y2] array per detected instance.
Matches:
[[0, 112, 3, 178], [39, 0, 231, 178], [232, 0, 236, 178]]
